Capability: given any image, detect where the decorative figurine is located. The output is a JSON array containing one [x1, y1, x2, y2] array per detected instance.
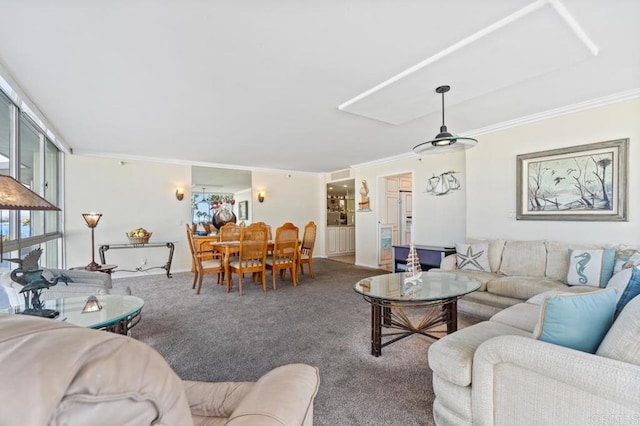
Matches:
[[358, 180, 371, 211], [7, 248, 72, 318]]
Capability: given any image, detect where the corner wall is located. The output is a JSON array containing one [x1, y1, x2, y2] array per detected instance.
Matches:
[[466, 98, 640, 245]]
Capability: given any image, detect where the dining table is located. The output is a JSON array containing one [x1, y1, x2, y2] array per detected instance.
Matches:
[[211, 240, 275, 291]]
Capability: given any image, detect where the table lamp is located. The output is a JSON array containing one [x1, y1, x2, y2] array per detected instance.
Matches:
[[82, 213, 102, 270], [0, 175, 61, 258]]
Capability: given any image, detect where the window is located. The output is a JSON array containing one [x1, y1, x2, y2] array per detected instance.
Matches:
[[0, 86, 62, 271]]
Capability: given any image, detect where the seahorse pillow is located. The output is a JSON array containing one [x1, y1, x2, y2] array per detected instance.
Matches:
[[565, 248, 616, 288], [455, 242, 490, 272]]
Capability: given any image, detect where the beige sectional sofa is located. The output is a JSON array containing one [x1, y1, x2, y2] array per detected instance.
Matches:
[[432, 239, 609, 319], [428, 291, 640, 426]]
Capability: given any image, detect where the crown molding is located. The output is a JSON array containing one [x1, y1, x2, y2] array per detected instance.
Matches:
[[466, 88, 640, 137]]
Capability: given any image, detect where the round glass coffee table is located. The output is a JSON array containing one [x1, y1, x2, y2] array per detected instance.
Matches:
[[3, 295, 144, 335], [354, 272, 480, 356]]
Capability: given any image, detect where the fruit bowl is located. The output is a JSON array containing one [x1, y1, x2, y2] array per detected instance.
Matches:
[[126, 228, 152, 245]]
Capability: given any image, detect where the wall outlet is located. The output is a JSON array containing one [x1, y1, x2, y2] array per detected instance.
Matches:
[[141, 257, 147, 265]]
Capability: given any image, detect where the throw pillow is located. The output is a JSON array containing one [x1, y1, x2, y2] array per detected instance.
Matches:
[[613, 247, 640, 273], [533, 288, 617, 353], [606, 266, 640, 318], [455, 243, 490, 272], [565, 248, 615, 287]]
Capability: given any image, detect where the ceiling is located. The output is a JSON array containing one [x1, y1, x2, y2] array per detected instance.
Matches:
[[0, 0, 638, 173]]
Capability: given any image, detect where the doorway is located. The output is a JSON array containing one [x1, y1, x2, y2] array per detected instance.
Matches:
[[326, 179, 355, 264], [377, 172, 412, 270]]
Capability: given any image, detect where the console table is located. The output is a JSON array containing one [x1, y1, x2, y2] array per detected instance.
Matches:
[[99, 242, 175, 278], [392, 245, 455, 272]]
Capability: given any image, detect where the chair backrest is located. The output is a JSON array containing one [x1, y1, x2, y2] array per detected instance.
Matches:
[[300, 221, 317, 256], [219, 223, 241, 242], [185, 224, 197, 257], [239, 223, 268, 263], [273, 223, 299, 263], [253, 222, 272, 240]]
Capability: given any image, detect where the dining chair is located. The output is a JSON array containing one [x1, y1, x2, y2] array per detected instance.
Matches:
[[228, 223, 269, 295], [265, 222, 299, 290], [219, 222, 241, 242], [186, 225, 223, 294], [253, 222, 272, 240], [298, 221, 317, 278]]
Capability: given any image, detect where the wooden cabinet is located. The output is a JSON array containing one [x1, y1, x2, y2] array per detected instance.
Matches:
[[326, 226, 355, 256], [386, 177, 399, 193], [400, 176, 412, 190]]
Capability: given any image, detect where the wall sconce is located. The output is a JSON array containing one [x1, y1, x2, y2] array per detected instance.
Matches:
[[258, 191, 266, 203], [175, 187, 185, 201]]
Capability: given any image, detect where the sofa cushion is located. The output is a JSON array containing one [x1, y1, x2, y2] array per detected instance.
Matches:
[[544, 240, 602, 281], [533, 289, 616, 353], [606, 267, 640, 318], [486, 276, 567, 300], [565, 248, 615, 287], [489, 302, 540, 333], [499, 240, 546, 277], [467, 238, 505, 273], [455, 243, 490, 272], [436, 270, 498, 292], [428, 321, 531, 387], [596, 294, 640, 365]]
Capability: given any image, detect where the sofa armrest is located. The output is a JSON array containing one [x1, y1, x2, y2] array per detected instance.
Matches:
[[183, 380, 254, 418], [226, 364, 320, 425], [472, 335, 640, 426], [47, 268, 112, 289], [439, 253, 457, 271]]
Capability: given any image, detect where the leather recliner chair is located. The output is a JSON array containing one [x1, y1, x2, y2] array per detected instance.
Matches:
[[0, 314, 319, 425]]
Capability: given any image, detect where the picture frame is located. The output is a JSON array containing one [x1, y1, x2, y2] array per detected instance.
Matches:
[[238, 200, 248, 220], [379, 223, 393, 265], [516, 138, 628, 221]]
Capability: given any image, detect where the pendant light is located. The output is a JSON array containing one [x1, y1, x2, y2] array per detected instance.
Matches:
[[412, 85, 477, 154]]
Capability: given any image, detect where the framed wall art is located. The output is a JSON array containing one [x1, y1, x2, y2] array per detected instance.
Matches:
[[516, 138, 628, 221], [238, 200, 248, 221]]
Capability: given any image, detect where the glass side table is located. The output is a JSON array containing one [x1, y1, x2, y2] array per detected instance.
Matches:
[[1, 295, 144, 335]]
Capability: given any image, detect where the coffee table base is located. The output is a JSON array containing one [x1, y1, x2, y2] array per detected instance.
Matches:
[[93, 310, 142, 335], [365, 296, 458, 357]]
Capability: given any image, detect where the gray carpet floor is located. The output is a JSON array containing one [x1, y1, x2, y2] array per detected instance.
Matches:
[[116, 259, 481, 426]]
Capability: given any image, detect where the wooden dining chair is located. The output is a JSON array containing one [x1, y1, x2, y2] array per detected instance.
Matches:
[[298, 221, 317, 278], [186, 225, 223, 294], [228, 223, 269, 295], [265, 222, 299, 290], [219, 222, 242, 242]]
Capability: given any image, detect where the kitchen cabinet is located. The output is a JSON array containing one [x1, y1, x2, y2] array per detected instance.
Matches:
[[326, 226, 355, 256]]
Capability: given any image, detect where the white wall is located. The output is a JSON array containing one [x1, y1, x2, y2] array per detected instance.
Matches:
[[466, 98, 640, 245], [65, 158, 326, 274], [353, 152, 467, 269], [246, 170, 325, 254], [64, 156, 192, 273]]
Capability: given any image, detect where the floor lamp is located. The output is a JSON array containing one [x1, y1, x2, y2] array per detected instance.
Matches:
[[0, 175, 61, 260]]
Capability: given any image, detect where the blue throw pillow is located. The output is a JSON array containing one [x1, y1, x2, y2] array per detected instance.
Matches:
[[533, 288, 616, 353], [606, 267, 640, 316]]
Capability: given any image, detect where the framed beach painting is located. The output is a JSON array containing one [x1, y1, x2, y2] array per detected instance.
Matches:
[[516, 139, 628, 221]]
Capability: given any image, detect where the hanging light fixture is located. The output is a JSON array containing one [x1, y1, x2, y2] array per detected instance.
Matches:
[[412, 85, 477, 154]]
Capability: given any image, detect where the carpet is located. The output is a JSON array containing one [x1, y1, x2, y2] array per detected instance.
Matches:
[[116, 258, 481, 426]]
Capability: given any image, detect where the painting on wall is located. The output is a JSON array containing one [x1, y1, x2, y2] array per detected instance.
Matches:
[[516, 139, 628, 221], [379, 223, 393, 266], [238, 200, 248, 221]]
